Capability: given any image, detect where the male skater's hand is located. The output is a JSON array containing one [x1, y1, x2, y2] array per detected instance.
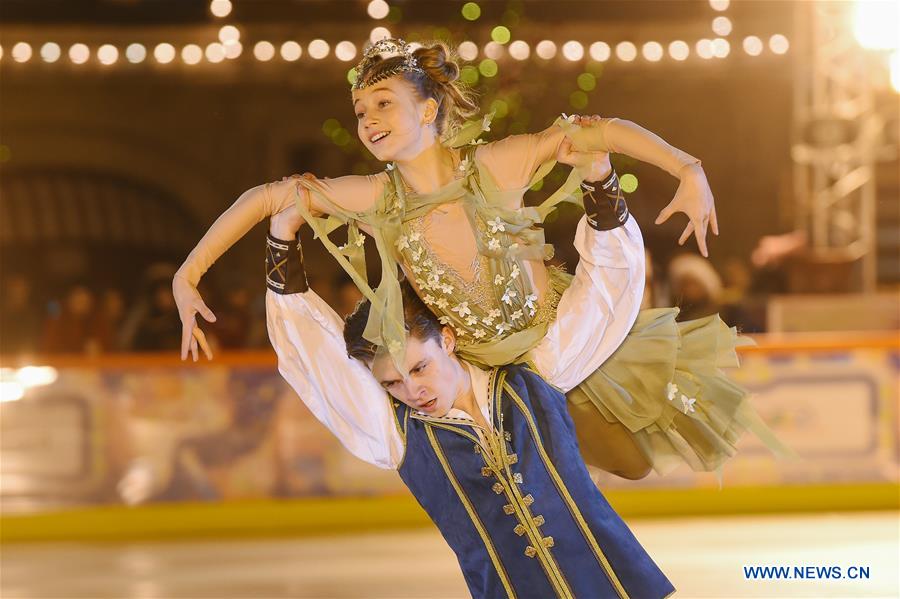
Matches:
[[654, 163, 718, 258], [556, 137, 612, 182], [173, 275, 217, 362]]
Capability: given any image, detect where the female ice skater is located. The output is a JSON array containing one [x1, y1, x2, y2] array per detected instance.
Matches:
[[174, 38, 788, 479]]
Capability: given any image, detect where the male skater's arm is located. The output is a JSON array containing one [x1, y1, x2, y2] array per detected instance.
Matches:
[[262, 232, 404, 471], [529, 163, 652, 480]]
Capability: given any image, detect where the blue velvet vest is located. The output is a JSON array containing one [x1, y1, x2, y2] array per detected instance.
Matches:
[[392, 364, 675, 599]]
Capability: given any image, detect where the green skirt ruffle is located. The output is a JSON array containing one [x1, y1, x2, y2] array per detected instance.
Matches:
[[564, 307, 794, 478]]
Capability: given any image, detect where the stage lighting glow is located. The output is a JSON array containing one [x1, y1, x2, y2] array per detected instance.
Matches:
[[458, 40, 478, 61], [15, 366, 58, 388], [890, 51, 899, 92], [509, 40, 530, 60], [615, 41, 637, 62], [218, 25, 240, 44], [536, 40, 557, 59], [41, 42, 61, 63], [308, 39, 330, 59], [491, 26, 511, 44], [126, 43, 147, 63], [712, 38, 730, 58], [853, 0, 900, 50], [370, 27, 391, 44], [462, 2, 481, 21], [696, 39, 714, 59], [0, 45, 4, 61], [98, 44, 119, 65], [484, 41, 504, 60], [709, 0, 729, 11], [769, 34, 789, 55], [12, 42, 32, 63], [589, 41, 611, 62], [254, 41, 275, 61], [153, 43, 175, 64], [70, 43, 90, 64], [743, 36, 763, 56], [569, 90, 588, 109], [668, 40, 689, 61], [460, 65, 479, 84], [210, 0, 232, 18], [563, 41, 585, 61], [335, 41, 357, 61], [281, 41, 301, 61], [224, 41, 242, 59], [182, 44, 202, 65], [712, 16, 732, 36], [0, 381, 24, 403], [367, 0, 389, 20], [490, 99, 509, 118], [642, 41, 663, 62], [620, 173, 638, 193], [206, 43, 225, 63], [479, 58, 498, 77]]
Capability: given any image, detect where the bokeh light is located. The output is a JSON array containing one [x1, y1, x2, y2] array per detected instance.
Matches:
[[569, 90, 588, 109], [536, 40, 557, 60], [484, 41, 504, 60], [126, 43, 147, 63], [709, 0, 729, 11], [460, 65, 479, 85], [224, 41, 242, 59], [281, 41, 302, 61], [205, 42, 226, 63], [743, 36, 763, 56], [69, 43, 90, 64], [367, 0, 390, 20], [458, 40, 478, 61], [16, 366, 58, 388], [210, 0, 232, 18], [254, 41, 275, 61], [620, 174, 639, 193], [642, 41, 663, 62], [182, 44, 202, 65], [40, 42, 61, 63], [478, 58, 498, 77], [335, 41, 357, 61], [712, 16, 733, 36], [769, 34, 790, 55], [218, 25, 240, 44], [696, 39, 714, 60], [890, 50, 899, 92], [562, 41, 584, 61], [491, 26, 511, 44], [153, 43, 175, 64], [615, 41, 637, 62], [712, 38, 730, 58], [509, 40, 530, 60], [668, 40, 689, 61], [12, 42, 32, 63], [577, 72, 596, 91], [370, 27, 391, 43], [589, 41, 611, 62], [461, 2, 481, 21], [490, 99, 509, 118], [308, 39, 330, 59], [98, 44, 119, 65]]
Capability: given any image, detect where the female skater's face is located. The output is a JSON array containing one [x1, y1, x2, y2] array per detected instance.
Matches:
[[370, 328, 464, 417], [352, 76, 438, 162]]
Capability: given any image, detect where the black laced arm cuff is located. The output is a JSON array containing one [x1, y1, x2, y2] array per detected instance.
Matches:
[[266, 233, 309, 294], [581, 169, 629, 231]]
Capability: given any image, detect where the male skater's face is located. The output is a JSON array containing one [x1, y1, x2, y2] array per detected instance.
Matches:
[[370, 327, 465, 417]]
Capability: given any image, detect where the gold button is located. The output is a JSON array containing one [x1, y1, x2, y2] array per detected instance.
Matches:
[[481, 467, 493, 478], [524, 546, 537, 558], [542, 536, 555, 548], [513, 524, 526, 536], [533, 515, 545, 527], [522, 494, 534, 506], [503, 504, 515, 515], [492, 482, 504, 494]]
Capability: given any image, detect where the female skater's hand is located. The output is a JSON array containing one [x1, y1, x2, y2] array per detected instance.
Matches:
[[556, 137, 612, 182], [654, 164, 719, 258], [173, 275, 217, 362]]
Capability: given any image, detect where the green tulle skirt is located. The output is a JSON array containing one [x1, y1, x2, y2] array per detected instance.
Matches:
[[563, 307, 794, 479]]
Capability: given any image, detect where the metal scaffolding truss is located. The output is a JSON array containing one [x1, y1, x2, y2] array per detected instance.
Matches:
[[791, 1, 892, 291]]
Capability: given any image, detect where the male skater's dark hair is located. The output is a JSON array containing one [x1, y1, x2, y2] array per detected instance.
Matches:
[[344, 280, 444, 362]]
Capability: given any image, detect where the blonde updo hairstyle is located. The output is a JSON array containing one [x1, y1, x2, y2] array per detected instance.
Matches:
[[355, 41, 479, 139]]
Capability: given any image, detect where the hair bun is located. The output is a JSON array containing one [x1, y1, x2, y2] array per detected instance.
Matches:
[[413, 42, 459, 85]]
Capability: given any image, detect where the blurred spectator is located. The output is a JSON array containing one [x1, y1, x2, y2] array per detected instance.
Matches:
[[92, 288, 126, 352], [40, 284, 102, 353], [0, 274, 42, 354], [667, 254, 723, 321], [132, 280, 182, 352], [212, 287, 252, 349]]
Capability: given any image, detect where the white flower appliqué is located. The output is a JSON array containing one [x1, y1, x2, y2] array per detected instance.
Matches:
[[680, 394, 697, 413], [451, 302, 472, 318], [666, 382, 678, 402], [488, 217, 506, 234]]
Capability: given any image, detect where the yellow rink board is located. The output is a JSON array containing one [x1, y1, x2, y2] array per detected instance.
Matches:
[[3, 483, 897, 543]]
